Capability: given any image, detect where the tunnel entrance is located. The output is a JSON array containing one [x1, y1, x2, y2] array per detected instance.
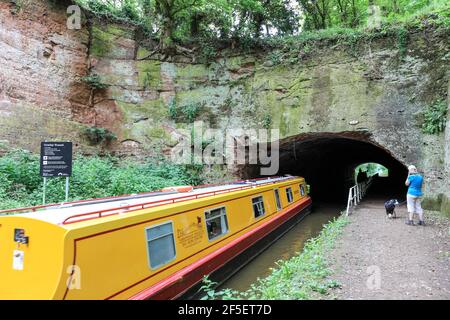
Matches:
[[241, 131, 408, 204]]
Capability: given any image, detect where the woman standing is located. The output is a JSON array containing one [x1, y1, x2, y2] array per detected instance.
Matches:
[[405, 165, 424, 226]]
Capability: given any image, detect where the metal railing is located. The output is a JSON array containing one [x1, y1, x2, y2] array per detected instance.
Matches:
[[346, 177, 373, 216]]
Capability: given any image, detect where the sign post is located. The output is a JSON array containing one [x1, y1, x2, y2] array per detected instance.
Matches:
[[40, 142, 73, 204], [42, 177, 47, 205], [65, 177, 69, 202]]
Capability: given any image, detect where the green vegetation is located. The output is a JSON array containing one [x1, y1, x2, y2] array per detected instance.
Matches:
[[182, 103, 202, 122], [74, 0, 449, 55], [200, 216, 349, 300], [9, 0, 23, 15], [168, 100, 178, 119], [395, 27, 409, 57], [355, 163, 388, 182], [200, 43, 218, 63], [262, 113, 272, 129], [267, 50, 283, 66], [422, 100, 447, 134], [76, 0, 301, 45], [81, 74, 109, 90], [0, 150, 204, 210], [168, 100, 202, 123], [82, 126, 117, 145]]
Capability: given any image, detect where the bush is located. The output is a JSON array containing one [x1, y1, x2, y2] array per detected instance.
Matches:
[[182, 103, 201, 122], [267, 51, 283, 65], [422, 100, 447, 134], [82, 127, 117, 145], [0, 151, 205, 210], [168, 100, 178, 119], [168, 101, 202, 123], [0, 150, 41, 193], [200, 43, 218, 63], [262, 114, 272, 129]]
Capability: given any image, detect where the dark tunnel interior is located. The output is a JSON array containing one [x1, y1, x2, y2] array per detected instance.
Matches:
[[241, 132, 409, 205]]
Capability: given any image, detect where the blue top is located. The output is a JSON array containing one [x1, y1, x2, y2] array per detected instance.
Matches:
[[407, 174, 423, 196]]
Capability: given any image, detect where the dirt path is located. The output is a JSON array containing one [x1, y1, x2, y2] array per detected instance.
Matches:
[[326, 197, 450, 300]]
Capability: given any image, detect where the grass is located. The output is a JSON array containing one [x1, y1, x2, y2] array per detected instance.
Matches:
[[200, 215, 349, 300], [0, 149, 204, 211], [422, 100, 447, 134]]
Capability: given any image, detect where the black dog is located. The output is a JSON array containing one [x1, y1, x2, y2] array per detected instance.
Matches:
[[384, 199, 399, 219]]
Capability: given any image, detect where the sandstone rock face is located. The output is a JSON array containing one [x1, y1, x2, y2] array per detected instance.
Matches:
[[0, 0, 448, 206], [0, 0, 92, 152], [105, 31, 448, 201]]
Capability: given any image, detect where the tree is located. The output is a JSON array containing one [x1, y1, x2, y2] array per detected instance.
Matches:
[[153, 0, 200, 49], [185, 0, 234, 39], [298, 0, 332, 30], [298, 0, 368, 30], [230, 0, 300, 38], [335, 0, 363, 27]]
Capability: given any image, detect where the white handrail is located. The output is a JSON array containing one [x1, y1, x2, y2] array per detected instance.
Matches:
[[346, 177, 373, 216]]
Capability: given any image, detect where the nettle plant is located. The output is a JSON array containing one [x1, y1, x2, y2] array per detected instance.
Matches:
[[422, 100, 447, 134]]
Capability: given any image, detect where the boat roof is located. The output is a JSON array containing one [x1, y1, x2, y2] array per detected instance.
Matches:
[[2, 176, 299, 226]]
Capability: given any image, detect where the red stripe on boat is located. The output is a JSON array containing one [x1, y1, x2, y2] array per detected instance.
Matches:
[[128, 197, 312, 300]]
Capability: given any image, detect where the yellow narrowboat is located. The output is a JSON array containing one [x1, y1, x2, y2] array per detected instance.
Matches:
[[0, 176, 312, 300]]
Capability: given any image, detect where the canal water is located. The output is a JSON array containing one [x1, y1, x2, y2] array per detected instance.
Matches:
[[218, 203, 343, 292]]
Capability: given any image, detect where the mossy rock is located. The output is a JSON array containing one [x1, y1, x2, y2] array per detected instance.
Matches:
[[117, 100, 167, 124], [136, 47, 151, 60], [176, 64, 209, 79], [422, 194, 443, 211], [91, 26, 115, 57], [90, 24, 134, 58], [136, 60, 162, 90]]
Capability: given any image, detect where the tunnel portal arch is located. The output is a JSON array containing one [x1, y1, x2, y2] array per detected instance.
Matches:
[[240, 131, 408, 203]]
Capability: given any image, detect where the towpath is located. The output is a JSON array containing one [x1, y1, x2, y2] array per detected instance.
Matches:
[[326, 197, 450, 300]]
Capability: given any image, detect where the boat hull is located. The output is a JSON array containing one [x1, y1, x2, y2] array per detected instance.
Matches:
[[183, 200, 312, 300], [129, 197, 312, 300]]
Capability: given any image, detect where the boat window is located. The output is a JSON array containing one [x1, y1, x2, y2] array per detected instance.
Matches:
[[274, 189, 282, 210], [300, 184, 305, 196], [205, 207, 229, 240], [146, 222, 176, 269], [286, 187, 293, 203], [252, 196, 266, 218]]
